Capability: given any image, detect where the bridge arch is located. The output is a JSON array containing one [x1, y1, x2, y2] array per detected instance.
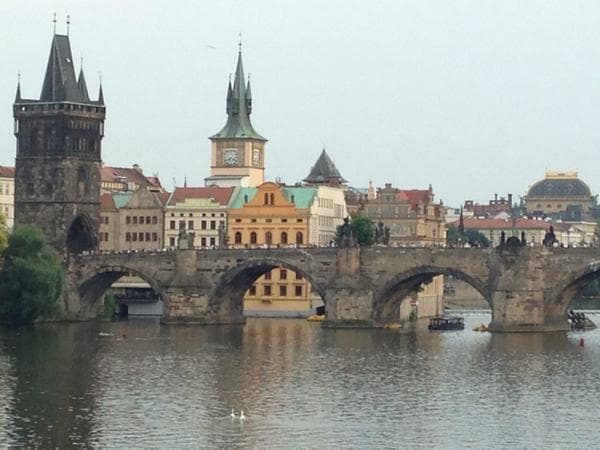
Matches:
[[374, 265, 490, 325], [209, 257, 327, 320], [77, 265, 164, 318], [549, 260, 600, 321]]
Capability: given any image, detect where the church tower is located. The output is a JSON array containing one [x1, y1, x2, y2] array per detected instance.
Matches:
[[13, 26, 105, 255], [206, 45, 267, 187]]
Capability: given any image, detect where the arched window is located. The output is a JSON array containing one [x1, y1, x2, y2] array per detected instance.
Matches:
[[296, 231, 303, 245], [250, 232, 257, 244], [265, 231, 272, 245], [264, 193, 269, 205], [269, 193, 275, 205], [281, 231, 288, 245], [235, 232, 242, 244]]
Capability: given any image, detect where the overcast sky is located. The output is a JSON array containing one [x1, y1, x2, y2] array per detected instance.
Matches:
[[2, 0, 600, 206]]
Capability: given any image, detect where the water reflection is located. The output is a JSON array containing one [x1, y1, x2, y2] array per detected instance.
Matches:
[[0, 314, 599, 448]]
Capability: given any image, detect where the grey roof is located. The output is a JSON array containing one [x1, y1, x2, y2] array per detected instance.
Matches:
[[303, 149, 347, 184], [210, 51, 266, 141], [527, 177, 592, 198], [36, 34, 98, 104]]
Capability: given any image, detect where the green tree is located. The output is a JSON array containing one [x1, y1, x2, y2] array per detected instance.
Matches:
[[446, 225, 491, 247], [0, 212, 8, 253], [336, 214, 375, 246], [0, 225, 64, 324]]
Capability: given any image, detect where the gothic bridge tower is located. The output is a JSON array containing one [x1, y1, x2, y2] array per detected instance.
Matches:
[[206, 44, 267, 187], [13, 27, 105, 255]]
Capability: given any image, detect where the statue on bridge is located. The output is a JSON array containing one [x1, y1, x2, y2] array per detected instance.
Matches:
[[543, 226, 558, 247], [218, 223, 229, 249], [374, 221, 390, 246], [337, 217, 358, 248], [177, 224, 195, 250]]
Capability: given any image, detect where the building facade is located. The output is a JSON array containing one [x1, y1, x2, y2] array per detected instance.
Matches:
[[526, 171, 593, 216], [0, 166, 15, 230], [101, 164, 163, 193], [13, 31, 105, 254], [451, 217, 548, 247], [164, 187, 235, 248], [206, 47, 267, 188], [228, 182, 317, 316]]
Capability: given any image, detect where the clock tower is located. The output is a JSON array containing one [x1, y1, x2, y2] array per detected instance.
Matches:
[[206, 45, 267, 187]]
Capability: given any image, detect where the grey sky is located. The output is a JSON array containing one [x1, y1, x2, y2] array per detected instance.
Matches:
[[2, 0, 600, 206]]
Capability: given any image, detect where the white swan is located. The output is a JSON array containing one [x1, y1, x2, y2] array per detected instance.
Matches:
[[239, 410, 246, 421], [230, 408, 236, 418]]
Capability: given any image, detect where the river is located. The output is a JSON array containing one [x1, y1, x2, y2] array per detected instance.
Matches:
[[0, 313, 599, 449]]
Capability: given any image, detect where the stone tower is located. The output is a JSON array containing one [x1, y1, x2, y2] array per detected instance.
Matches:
[[13, 30, 105, 255], [206, 45, 267, 188]]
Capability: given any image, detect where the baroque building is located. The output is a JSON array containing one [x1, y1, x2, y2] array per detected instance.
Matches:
[[526, 171, 593, 216], [13, 30, 105, 254], [0, 166, 15, 230], [206, 46, 267, 187]]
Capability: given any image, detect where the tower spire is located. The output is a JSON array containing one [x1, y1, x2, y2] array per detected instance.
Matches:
[[53, 13, 56, 35], [15, 72, 21, 102], [66, 14, 70, 36]]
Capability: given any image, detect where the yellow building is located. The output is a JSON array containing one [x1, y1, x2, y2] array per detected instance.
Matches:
[[0, 166, 15, 230], [228, 182, 317, 316]]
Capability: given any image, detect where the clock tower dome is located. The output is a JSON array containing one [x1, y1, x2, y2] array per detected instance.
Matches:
[[206, 45, 267, 187]]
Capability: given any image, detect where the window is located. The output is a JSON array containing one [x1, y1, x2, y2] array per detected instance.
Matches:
[[139, 216, 144, 224], [139, 232, 144, 242], [210, 221, 216, 230], [210, 237, 216, 246], [188, 220, 194, 230], [264, 285, 272, 296], [125, 232, 131, 241], [295, 285, 303, 296], [297, 218, 303, 223], [201, 237, 207, 247], [132, 233, 138, 242], [251, 218, 257, 223], [250, 232, 257, 244], [281, 232, 288, 244], [235, 232, 242, 244], [179, 220, 185, 229], [235, 218, 242, 223], [104, 216, 109, 224], [133, 216, 138, 225], [146, 216, 151, 224], [170, 220, 176, 230], [296, 272, 302, 280], [249, 285, 256, 296], [266, 218, 272, 223], [266, 231, 272, 245], [264, 193, 269, 205], [152, 232, 158, 241], [201, 220, 207, 230], [279, 285, 287, 297], [270, 193, 275, 205], [220, 220, 225, 228], [169, 237, 175, 247], [280, 269, 287, 280], [264, 271, 272, 280], [282, 218, 287, 223], [190, 213, 194, 217], [296, 232, 304, 245], [145, 232, 150, 242], [152, 216, 158, 224]]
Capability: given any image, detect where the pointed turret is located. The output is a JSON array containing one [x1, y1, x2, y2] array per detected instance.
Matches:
[[40, 34, 83, 102], [77, 68, 90, 102], [245, 77, 252, 114], [211, 47, 265, 141], [98, 83, 104, 105], [303, 149, 347, 186], [14, 79, 21, 103]]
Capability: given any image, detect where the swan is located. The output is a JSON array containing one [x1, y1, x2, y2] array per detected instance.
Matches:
[[239, 410, 246, 421], [230, 408, 236, 418]]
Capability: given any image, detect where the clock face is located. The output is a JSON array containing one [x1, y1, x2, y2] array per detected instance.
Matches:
[[224, 149, 238, 166], [252, 148, 260, 165]]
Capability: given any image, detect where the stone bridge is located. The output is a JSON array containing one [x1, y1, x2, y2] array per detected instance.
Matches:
[[64, 246, 600, 332]]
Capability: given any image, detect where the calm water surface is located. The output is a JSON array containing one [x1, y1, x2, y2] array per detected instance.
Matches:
[[0, 313, 599, 449]]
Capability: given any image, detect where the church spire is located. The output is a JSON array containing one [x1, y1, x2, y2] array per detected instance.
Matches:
[[98, 82, 104, 105], [77, 67, 90, 102], [15, 74, 21, 103], [210, 43, 265, 141]]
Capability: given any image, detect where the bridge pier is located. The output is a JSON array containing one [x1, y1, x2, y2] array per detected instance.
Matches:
[[322, 286, 377, 328], [488, 290, 569, 333]]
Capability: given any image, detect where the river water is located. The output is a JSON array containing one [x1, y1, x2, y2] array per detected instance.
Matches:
[[0, 313, 599, 449]]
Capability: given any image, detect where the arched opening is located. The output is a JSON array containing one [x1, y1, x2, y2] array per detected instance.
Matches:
[[374, 266, 490, 326], [265, 231, 272, 246], [443, 275, 489, 310], [551, 267, 600, 330], [66, 214, 96, 254], [250, 232, 257, 245], [281, 232, 288, 245], [296, 232, 303, 245], [78, 266, 164, 319], [211, 259, 327, 321], [235, 232, 242, 245]]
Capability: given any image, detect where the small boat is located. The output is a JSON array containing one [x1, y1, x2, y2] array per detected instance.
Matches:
[[428, 316, 464, 331], [307, 314, 325, 322], [473, 323, 489, 332]]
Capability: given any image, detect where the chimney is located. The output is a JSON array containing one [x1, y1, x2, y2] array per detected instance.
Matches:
[[508, 193, 513, 206], [494, 193, 498, 204]]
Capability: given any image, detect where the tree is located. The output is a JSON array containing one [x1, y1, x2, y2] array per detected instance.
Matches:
[[446, 224, 491, 247], [0, 225, 63, 324], [336, 214, 375, 246]]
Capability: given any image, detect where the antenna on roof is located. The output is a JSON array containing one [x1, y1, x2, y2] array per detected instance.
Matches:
[[53, 13, 57, 34], [66, 14, 70, 36]]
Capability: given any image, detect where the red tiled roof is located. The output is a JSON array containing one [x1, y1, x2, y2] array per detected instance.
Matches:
[[101, 165, 150, 186], [451, 218, 548, 230], [146, 176, 162, 188], [169, 187, 235, 205], [400, 189, 431, 206], [100, 192, 116, 210], [156, 192, 170, 206], [0, 166, 15, 178]]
